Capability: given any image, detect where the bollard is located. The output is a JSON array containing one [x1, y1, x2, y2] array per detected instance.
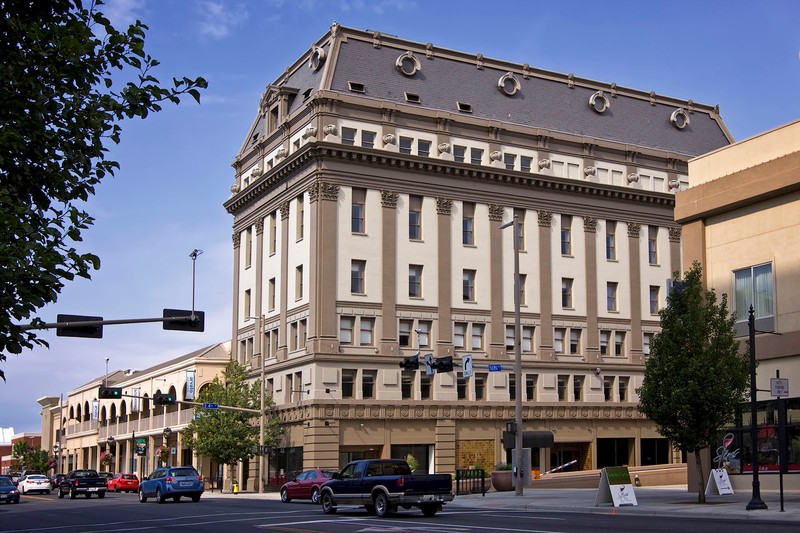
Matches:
[[233, 482, 239, 494]]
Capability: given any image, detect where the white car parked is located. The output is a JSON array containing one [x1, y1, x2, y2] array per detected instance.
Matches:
[[18, 474, 51, 495]]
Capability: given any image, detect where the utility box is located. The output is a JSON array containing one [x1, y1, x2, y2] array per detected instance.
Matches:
[[511, 448, 533, 487]]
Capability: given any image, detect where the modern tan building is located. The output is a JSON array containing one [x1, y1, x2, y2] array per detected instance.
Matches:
[[38, 342, 230, 484], [676, 118, 800, 490], [225, 23, 733, 488]]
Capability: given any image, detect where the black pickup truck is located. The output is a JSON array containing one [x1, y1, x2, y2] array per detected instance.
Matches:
[[319, 458, 454, 517], [58, 469, 107, 499]]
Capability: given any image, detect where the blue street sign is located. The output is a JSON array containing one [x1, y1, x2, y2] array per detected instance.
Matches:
[[202, 403, 219, 409], [487, 364, 503, 372]]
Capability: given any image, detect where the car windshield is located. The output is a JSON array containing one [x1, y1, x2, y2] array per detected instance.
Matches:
[[27, 475, 47, 480], [169, 468, 198, 478], [0, 478, 13, 487], [75, 471, 98, 478]]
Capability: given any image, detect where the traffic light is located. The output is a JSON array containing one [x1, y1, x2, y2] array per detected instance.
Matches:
[[98, 386, 122, 399], [162, 309, 205, 332], [399, 355, 420, 370], [57, 314, 103, 338], [153, 393, 176, 406], [431, 356, 454, 372]]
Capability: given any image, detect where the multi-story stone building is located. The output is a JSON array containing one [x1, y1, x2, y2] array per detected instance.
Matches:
[[226, 22, 733, 488]]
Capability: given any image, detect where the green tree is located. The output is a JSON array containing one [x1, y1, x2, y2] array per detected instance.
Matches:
[[0, 0, 207, 380], [184, 361, 283, 489], [11, 441, 50, 472], [637, 262, 749, 503]]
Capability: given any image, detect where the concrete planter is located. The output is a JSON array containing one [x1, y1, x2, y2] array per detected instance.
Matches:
[[491, 470, 513, 491]]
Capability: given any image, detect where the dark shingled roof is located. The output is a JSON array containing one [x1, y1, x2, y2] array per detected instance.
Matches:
[[329, 38, 730, 157]]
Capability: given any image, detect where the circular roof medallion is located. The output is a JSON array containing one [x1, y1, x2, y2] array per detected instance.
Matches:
[[309, 46, 326, 71], [589, 91, 610, 114], [396, 51, 421, 77], [670, 108, 690, 130], [498, 72, 521, 96]]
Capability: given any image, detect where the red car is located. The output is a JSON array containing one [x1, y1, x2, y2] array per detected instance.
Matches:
[[107, 473, 139, 493], [280, 469, 337, 504]]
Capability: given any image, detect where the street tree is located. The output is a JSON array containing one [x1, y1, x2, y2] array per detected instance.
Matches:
[[12, 441, 50, 472], [183, 361, 283, 488], [637, 262, 749, 503], [0, 0, 207, 380]]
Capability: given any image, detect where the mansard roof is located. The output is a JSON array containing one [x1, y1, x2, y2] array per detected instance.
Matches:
[[240, 24, 731, 159]]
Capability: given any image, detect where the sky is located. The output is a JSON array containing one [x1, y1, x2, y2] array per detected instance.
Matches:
[[2, 0, 799, 436]]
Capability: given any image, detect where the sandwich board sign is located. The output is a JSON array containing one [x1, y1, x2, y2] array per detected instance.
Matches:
[[595, 466, 638, 507], [705, 468, 734, 496]]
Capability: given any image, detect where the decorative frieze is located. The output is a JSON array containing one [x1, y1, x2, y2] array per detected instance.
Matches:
[[279, 201, 290, 220], [488, 204, 505, 222], [308, 180, 340, 203], [381, 190, 399, 208], [668, 227, 682, 242], [538, 210, 553, 227], [583, 216, 598, 233], [436, 197, 453, 215], [232, 233, 241, 248], [255, 219, 264, 235], [627, 222, 641, 238]]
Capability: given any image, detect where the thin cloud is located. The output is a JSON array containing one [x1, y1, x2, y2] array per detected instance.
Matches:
[[194, 0, 248, 39], [101, 0, 148, 28]]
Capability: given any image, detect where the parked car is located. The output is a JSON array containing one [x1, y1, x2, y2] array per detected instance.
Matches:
[[0, 476, 21, 504], [50, 473, 66, 489], [98, 471, 114, 482], [320, 458, 454, 517], [18, 474, 51, 495], [8, 472, 21, 484], [280, 469, 337, 503], [138, 466, 203, 503], [107, 473, 139, 493], [58, 469, 107, 499]]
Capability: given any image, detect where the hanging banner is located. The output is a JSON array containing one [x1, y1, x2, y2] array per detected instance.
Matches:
[[131, 387, 141, 413], [91, 399, 99, 421], [595, 466, 638, 507], [186, 369, 196, 400], [135, 437, 147, 456]]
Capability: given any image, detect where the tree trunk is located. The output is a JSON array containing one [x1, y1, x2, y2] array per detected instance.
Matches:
[[695, 451, 706, 504]]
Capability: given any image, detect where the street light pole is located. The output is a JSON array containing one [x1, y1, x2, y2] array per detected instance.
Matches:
[[501, 214, 524, 497], [259, 314, 265, 495], [746, 305, 767, 510]]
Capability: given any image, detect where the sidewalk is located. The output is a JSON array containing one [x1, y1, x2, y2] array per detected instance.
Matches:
[[207, 485, 800, 522]]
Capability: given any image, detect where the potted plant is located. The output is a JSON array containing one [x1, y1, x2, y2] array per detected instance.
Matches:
[[405, 453, 419, 473], [99, 451, 113, 468], [155, 445, 170, 464], [491, 462, 513, 492]]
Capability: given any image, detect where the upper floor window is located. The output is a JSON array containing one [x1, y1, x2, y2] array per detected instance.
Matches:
[[462, 202, 475, 245], [351, 188, 366, 233], [561, 215, 572, 255], [643, 333, 653, 358], [648, 226, 658, 264], [453, 145, 466, 163], [453, 322, 466, 349], [562, 278, 573, 309], [351, 260, 366, 294], [734, 263, 774, 334], [618, 377, 630, 402], [607, 282, 618, 312], [504, 153, 516, 170], [409, 265, 423, 298], [471, 323, 485, 350], [514, 209, 525, 251], [342, 370, 356, 399], [470, 148, 483, 165], [606, 221, 616, 260], [341, 127, 356, 146], [340, 316, 354, 344], [296, 194, 304, 241], [649, 286, 660, 314], [359, 318, 374, 346], [295, 265, 303, 300], [269, 212, 277, 255], [519, 274, 527, 306], [245, 227, 253, 268], [361, 130, 376, 148], [463, 269, 476, 302], [409, 195, 422, 240], [362, 371, 376, 399], [573, 375, 584, 401], [399, 136, 413, 155], [520, 156, 532, 173], [418, 140, 431, 157]]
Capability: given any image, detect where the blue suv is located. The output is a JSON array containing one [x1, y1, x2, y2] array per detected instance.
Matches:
[[138, 466, 203, 503]]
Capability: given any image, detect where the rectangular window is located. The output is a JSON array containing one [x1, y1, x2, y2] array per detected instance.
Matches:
[[359, 318, 374, 346], [475, 373, 486, 400], [470, 148, 483, 165], [648, 226, 658, 264], [561, 215, 572, 255], [603, 376, 613, 401], [295, 265, 303, 300], [417, 321, 431, 348], [351, 188, 366, 233], [606, 221, 616, 260], [401, 371, 414, 400], [734, 263, 774, 329], [554, 328, 565, 354], [453, 145, 466, 163], [600, 330, 609, 355], [505, 325, 515, 351], [552, 160, 564, 177], [653, 176, 664, 191], [569, 329, 581, 354], [296, 194, 304, 241], [268, 278, 276, 312], [504, 153, 516, 170], [614, 332, 625, 356], [290, 321, 298, 351], [340, 316, 354, 344], [619, 377, 630, 402], [245, 227, 252, 268], [562, 278, 573, 308], [362, 371, 376, 399], [244, 289, 251, 318], [607, 282, 618, 312], [342, 370, 356, 399], [299, 319, 307, 349], [597, 168, 608, 183], [453, 322, 466, 349], [462, 202, 474, 245], [420, 374, 431, 400], [409, 195, 422, 240], [351, 260, 365, 294], [567, 163, 580, 179], [519, 274, 527, 306], [525, 374, 537, 401], [573, 375, 584, 401], [268, 212, 277, 256], [409, 265, 423, 298], [643, 333, 653, 357], [399, 136, 413, 155], [522, 326, 534, 352], [520, 156, 532, 173], [557, 375, 568, 401], [361, 130, 376, 148], [509, 373, 516, 401], [418, 140, 431, 157], [515, 209, 525, 251], [612, 170, 623, 186], [457, 372, 467, 400], [640, 174, 651, 190], [649, 286, 660, 314], [463, 270, 476, 301], [399, 319, 412, 347], [471, 323, 484, 350], [341, 127, 356, 146]]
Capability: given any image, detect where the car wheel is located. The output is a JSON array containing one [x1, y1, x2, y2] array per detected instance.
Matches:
[[47, 490, 51, 495], [320, 492, 336, 514], [138, 489, 148, 503], [420, 503, 439, 517], [191, 494, 201, 502], [69, 489, 76, 500], [310, 487, 320, 504], [58, 490, 64, 499], [374, 493, 394, 518], [98, 491, 105, 499], [85, 493, 91, 499], [280, 487, 290, 503], [156, 487, 165, 504], [173, 496, 180, 502]]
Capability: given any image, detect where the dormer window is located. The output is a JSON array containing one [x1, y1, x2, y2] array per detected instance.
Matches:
[[457, 101, 473, 113], [348, 81, 365, 93], [497, 72, 521, 96], [404, 92, 421, 104], [396, 51, 421, 77]]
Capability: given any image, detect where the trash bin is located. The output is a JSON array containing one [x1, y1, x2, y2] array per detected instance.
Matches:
[[232, 482, 239, 494]]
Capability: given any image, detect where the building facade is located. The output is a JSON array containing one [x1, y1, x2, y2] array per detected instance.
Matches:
[[676, 118, 800, 490], [226, 23, 733, 486]]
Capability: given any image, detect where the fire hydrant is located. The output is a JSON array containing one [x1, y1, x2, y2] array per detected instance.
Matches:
[[232, 482, 239, 494]]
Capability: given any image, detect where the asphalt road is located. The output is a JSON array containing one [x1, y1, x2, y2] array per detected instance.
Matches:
[[2, 491, 798, 532]]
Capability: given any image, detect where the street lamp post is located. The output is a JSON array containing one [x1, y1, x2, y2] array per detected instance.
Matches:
[[746, 306, 767, 510], [500, 214, 524, 497], [247, 315, 267, 494], [163, 427, 172, 467]]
